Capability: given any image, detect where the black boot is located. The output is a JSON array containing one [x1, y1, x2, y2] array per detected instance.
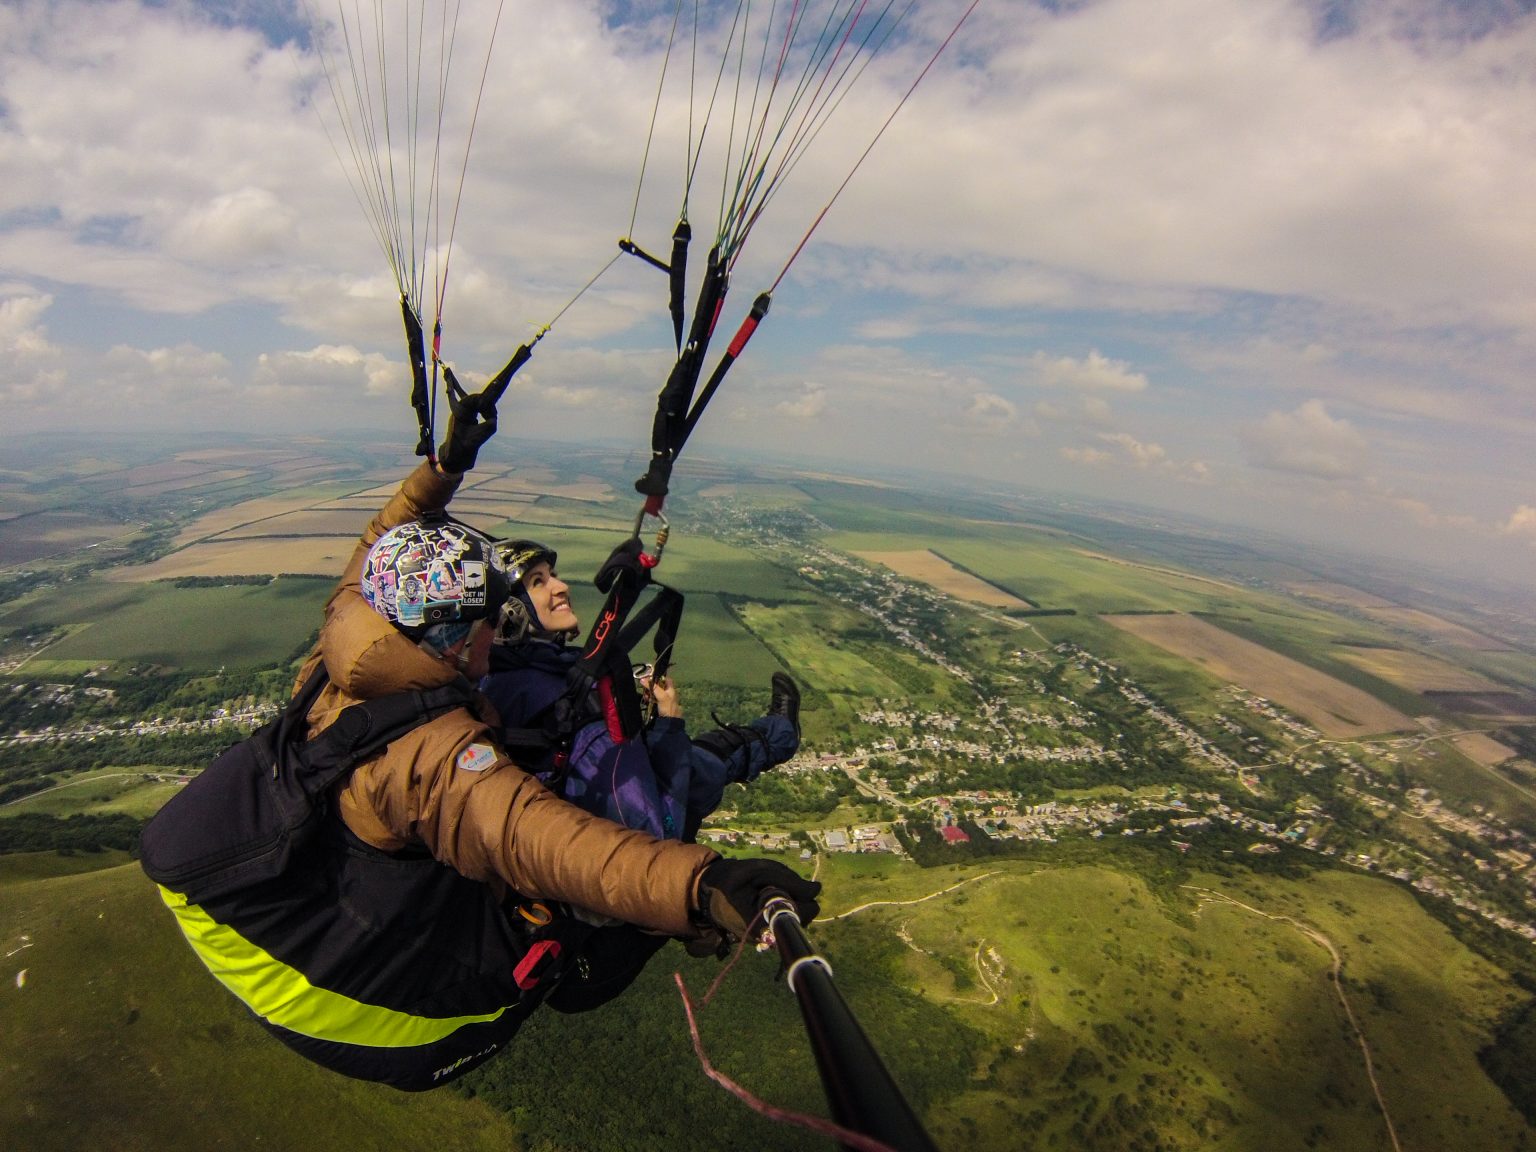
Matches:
[[768, 672, 800, 740]]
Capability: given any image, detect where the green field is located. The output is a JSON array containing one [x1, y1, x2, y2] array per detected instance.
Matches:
[[2, 768, 185, 820], [803, 855, 1530, 1151], [665, 593, 784, 688], [5, 445, 1536, 1150], [740, 600, 941, 702], [2, 577, 332, 671]]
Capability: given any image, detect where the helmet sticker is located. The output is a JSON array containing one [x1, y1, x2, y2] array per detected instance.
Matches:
[[435, 526, 471, 560], [461, 560, 487, 607], [371, 570, 399, 615], [427, 558, 463, 600], [398, 574, 426, 625]]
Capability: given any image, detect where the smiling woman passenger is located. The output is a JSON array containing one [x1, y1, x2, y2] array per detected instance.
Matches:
[[482, 538, 802, 845]]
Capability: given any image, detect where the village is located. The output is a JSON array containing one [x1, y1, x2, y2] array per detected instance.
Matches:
[[702, 524, 1536, 951]]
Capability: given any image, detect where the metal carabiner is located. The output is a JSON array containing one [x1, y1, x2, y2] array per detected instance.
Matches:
[[632, 502, 670, 569]]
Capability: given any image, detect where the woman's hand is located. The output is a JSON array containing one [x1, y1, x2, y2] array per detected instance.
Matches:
[[642, 672, 682, 718]]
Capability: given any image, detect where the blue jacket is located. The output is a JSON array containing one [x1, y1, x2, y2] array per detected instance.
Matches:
[[481, 643, 695, 841]]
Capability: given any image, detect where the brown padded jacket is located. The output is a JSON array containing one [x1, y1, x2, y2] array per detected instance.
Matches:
[[292, 461, 717, 937]]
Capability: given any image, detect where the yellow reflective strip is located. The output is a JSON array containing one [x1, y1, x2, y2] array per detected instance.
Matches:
[[159, 886, 507, 1048]]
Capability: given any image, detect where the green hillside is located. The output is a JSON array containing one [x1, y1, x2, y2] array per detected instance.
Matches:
[[0, 856, 518, 1152], [3, 850, 1532, 1151]]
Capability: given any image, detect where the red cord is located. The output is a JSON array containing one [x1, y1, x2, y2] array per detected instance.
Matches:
[[674, 971, 909, 1152]]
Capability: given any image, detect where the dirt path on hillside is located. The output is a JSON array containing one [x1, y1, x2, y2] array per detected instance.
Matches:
[[1182, 885, 1403, 1152], [829, 871, 1003, 921]]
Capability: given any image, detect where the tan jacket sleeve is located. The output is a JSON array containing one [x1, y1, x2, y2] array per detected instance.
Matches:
[[337, 712, 718, 937], [325, 459, 462, 618]]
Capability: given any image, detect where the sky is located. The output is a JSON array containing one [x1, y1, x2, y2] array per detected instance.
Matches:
[[3, 0, 1535, 595]]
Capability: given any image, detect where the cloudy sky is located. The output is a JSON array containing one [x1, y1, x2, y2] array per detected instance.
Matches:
[[3, 0, 1535, 592]]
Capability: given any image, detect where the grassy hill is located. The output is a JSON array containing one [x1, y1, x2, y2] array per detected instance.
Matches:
[[0, 854, 518, 1152], [4, 849, 1533, 1151]]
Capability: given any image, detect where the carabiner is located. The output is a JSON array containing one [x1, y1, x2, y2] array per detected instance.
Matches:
[[632, 503, 670, 569]]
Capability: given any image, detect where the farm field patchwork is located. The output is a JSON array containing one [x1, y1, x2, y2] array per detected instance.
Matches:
[[5, 579, 332, 668], [830, 529, 1258, 615], [1361, 605, 1514, 651], [4, 445, 1536, 1151], [169, 489, 359, 547], [0, 513, 132, 565], [855, 549, 1034, 608], [1451, 731, 1520, 768], [1333, 643, 1507, 693], [110, 538, 355, 580], [1104, 612, 1415, 738], [213, 509, 372, 537], [1285, 579, 1400, 609]]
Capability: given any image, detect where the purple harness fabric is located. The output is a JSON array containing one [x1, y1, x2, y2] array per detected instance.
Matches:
[[559, 720, 688, 841], [481, 642, 699, 842]]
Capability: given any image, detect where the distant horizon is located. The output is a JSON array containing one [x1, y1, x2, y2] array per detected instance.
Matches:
[[5, 425, 1532, 635]]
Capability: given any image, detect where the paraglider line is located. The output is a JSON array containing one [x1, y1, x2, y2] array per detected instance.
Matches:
[[628, 0, 686, 239], [435, 0, 509, 329], [771, 0, 980, 292]]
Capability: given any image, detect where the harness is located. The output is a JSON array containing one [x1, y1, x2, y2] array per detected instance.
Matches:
[[141, 664, 594, 1090]]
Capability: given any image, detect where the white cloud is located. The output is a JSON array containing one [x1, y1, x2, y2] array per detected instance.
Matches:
[[251, 345, 392, 397], [966, 392, 1017, 426], [1099, 432, 1167, 468], [0, 290, 65, 402], [1059, 429, 1211, 485], [1502, 505, 1536, 542], [167, 188, 296, 264], [1030, 350, 1149, 393], [1, 1, 1534, 586], [1061, 445, 1112, 466], [1036, 394, 1117, 427], [839, 0, 1536, 328], [0, 291, 57, 359], [104, 343, 233, 387], [1241, 399, 1370, 480], [777, 386, 829, 420]]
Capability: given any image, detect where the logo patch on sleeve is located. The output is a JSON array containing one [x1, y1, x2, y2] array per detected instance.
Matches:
[[456, 743, 497, 773]]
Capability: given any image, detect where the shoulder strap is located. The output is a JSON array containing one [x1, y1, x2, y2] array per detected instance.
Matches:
[[274, 662, 332, 759], [296, 676, 478, 794]]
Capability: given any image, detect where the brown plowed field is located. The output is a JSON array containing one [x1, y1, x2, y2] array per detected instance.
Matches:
[[1104, 613, 1415, 738], [856, 550, 1034, 609], [110, 538, 354, 581]]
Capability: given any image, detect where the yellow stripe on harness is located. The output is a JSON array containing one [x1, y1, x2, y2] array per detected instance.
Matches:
[[159, 886, 507, 1048]]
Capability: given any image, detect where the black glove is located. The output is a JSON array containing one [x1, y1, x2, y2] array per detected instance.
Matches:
[[595, 535, 649, 593], [437, 366, 498, 474], [695, 857, 821, 941]]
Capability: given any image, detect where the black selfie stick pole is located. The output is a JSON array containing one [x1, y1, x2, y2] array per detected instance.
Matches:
[[761, 895, 940, 1152]]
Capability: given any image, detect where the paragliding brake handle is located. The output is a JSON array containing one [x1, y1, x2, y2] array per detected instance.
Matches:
[[632, 499, 669, 569]]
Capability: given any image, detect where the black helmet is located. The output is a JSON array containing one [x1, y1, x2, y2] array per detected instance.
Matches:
[[498, 539, 557, 584], [361, 518, 511, 637], [494, 538, 573, 645]]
